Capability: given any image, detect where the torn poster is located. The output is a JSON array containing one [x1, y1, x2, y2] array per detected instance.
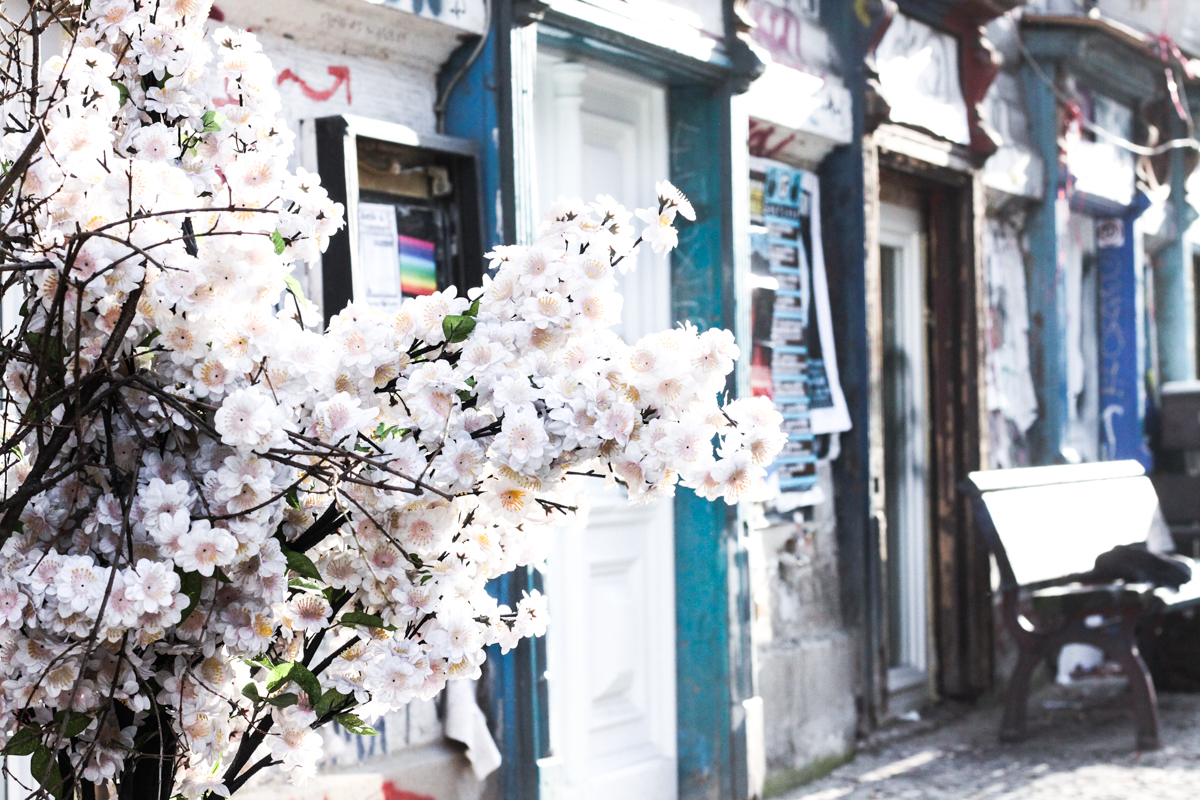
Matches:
[[984, 220, 1039, 469], [357, 202, 404, 314], [750, 157, 851, 437], [749, 164, 813, 493], [984, 221, 1038, 435]]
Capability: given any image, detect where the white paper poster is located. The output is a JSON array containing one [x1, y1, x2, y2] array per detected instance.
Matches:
[[873, 13, 970, 145], [750, 157, 851, 437], [357, 202, 402, 314]]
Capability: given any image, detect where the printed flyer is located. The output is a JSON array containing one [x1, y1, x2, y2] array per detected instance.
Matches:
[[749, 157, 852, 495]]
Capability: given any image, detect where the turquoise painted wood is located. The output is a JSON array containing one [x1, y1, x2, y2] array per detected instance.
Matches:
[[441, 17, 548, 800], [669, 82, 740, 800], [1021, 62, 1067, 466], [1155, 124, 1198, 383]]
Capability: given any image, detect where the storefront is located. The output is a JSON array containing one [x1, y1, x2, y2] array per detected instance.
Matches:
[[1018, 14, 1192, 470], [849, 0, 1019, 732], [219, 1, 502, 798], [737, 0, 858, 788]]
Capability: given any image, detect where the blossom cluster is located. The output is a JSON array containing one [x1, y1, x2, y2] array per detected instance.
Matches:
[[0, 1, 785, 797]]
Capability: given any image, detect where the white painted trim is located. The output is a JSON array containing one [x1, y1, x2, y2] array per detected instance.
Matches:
[[544, 0, 724, 65], [879, 202, 930, 680], [535, 53, 677, 800]]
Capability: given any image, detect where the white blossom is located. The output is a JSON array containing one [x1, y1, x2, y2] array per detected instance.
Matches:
[[0, 3, 784, 794]]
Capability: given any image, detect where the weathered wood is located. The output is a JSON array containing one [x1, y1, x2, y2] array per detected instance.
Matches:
[[863, 134, 889, 726], [670, 81, 740, 800], [876, 151, 990, 701]]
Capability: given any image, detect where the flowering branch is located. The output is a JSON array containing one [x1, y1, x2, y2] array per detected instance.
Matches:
[[0, 2, 786, 799]]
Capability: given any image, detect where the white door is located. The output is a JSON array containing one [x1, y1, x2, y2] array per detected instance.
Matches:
[[879, 201, 931, 713], [534, 57, 677, 800]]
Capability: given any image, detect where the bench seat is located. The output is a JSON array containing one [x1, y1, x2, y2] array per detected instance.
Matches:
[[964, 460, 1193, 751], [1029, 583, 1158, 617]]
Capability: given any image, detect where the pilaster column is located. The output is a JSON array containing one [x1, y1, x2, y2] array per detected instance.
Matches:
[[1154, 124, 1198, 383], [550, 62, 587, 201]]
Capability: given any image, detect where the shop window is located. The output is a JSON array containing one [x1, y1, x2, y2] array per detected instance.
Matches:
[[313, 115, 484, 323]]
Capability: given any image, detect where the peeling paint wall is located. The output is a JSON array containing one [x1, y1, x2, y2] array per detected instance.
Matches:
[[751, 460, 858, 791]]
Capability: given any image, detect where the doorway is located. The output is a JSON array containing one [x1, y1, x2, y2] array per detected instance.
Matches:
[[533, 56, 677, 800], [879, 198, 931, 715], [873, 160, 989, 703]]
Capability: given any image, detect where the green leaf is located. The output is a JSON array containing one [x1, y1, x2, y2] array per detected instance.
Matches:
[[283, 547, 322, 581], [176, 569, 203, 624], [266, 662, 322, 704], [201, 109, 224, 133], [466, 298, 481, 317], [266, 692, 299, 709], [339, 611, 389, 629], [283, 272, 308, 304], [3, 726, 40, 756], [241, 683, 262, 703], [271, 229, 287, 255], [112, 80, 131, 107], [285, 488, 301, 510], [23, 331, 67, 362], [287, 577, 323, 592], [249, 654, 276, 670], [373, 423, 408, 440], [442, 314, 476, 344], [336, 713, 378, 736], [315, 689, 350, 719], [31, 744, 63, 799], [51, 711, 91, 739]]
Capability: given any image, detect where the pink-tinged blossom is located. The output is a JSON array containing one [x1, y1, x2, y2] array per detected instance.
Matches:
[[0, 3, 780, 789], [173, 521, 237, 577], [0, 582, 28, 625]]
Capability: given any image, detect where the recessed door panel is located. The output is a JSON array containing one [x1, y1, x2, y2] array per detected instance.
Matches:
[[535, 57, 676, 800]]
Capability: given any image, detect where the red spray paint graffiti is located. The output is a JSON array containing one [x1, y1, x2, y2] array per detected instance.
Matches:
[[381, 782, 435, 800], [276, 66, 352, 104]]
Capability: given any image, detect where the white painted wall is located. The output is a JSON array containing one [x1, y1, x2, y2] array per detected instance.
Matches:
[[220, 0, 469, 138]]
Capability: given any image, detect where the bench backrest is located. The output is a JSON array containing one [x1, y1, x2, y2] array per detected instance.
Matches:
[[965, 461, 1170, 590]]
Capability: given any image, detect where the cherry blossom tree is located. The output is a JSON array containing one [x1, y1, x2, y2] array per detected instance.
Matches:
[[0, 1, 786, 798]]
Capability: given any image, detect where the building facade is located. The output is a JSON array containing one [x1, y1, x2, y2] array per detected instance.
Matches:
[[191, 1, 1200, 800]]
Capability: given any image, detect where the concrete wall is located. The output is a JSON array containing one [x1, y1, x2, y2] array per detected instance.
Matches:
[[752, 460, 858, 795]]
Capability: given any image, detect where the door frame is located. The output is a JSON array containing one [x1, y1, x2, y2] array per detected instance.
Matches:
[[878, 200, 932, 708], [462, 5, 762, 799], [868, 142, 991, 705], [532, 54, 678, 800]]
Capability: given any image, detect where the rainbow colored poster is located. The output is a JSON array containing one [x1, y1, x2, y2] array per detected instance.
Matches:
[[399, 235, 437, 297]]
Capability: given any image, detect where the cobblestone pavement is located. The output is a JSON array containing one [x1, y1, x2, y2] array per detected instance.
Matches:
[[779, 678, 1200, 800]]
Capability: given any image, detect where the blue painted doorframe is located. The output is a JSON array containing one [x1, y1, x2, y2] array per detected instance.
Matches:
[[442, 1, 764, 796], [440, 6, 549, 799], [669, 82, 744, 800], [1021, 61, 1068, 467]]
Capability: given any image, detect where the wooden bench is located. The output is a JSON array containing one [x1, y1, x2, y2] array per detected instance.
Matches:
[[963, 460, 1200, 750]]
